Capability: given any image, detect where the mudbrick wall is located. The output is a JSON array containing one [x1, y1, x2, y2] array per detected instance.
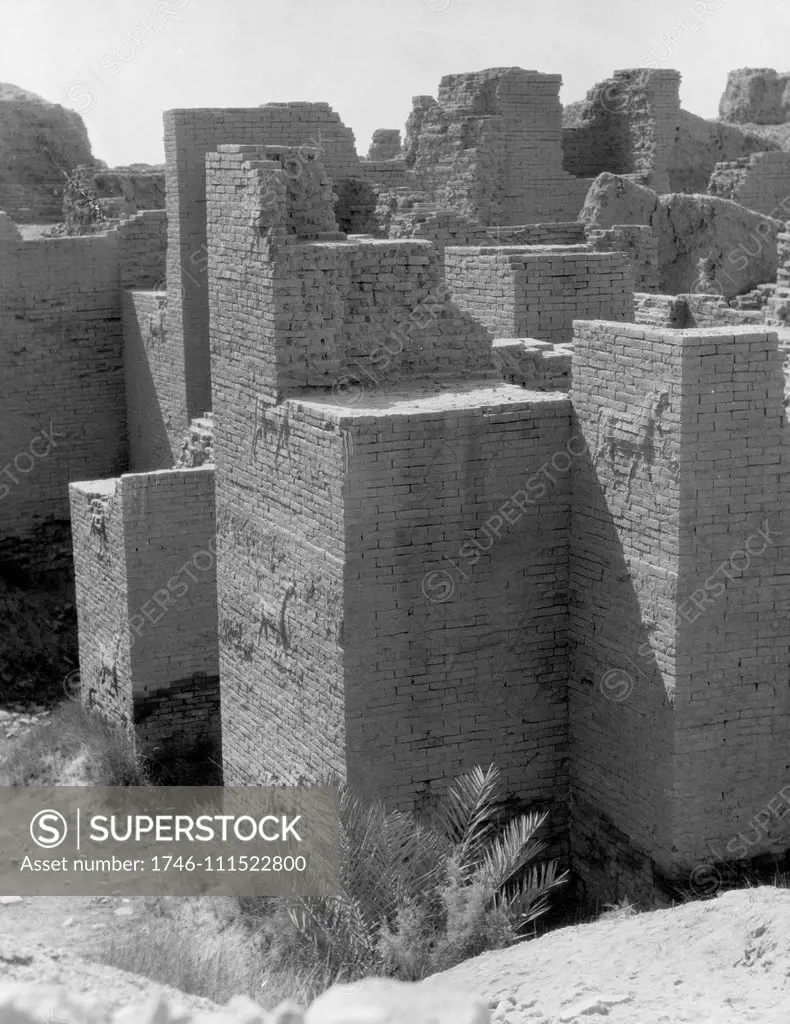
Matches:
[[562, 68, 774, 195], [341, 387, 571, 818], [584, 224, 659, 292], [411, 68, 593, 225], [374, 189, 586, 249], [569, 320, 790, 902], [445, 245, 634, 343], [122, 289, 186, 471], [69, 477, 132, 731], [634, 292, 764, 329], [69, 468, 218, 758], [492, 339, 572, 390], [207, 146, 572, 829], [63, 163, 165, 233], [367, 128, 401, 160], [116, 209, 167, 290], [0, 207, 170, 569], [719, 67, 790, 124], [562, 69, 681, 193], [164, 104, 360, 421], [0, 215, 127, 565], [707, 150, 790, 217], [33, 64, 790, 910]]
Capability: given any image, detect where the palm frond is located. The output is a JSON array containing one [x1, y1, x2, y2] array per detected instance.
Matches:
[[479, 810, 550, 890], [499, 860, 570, 930], [434, 764, 502, 872], [337, 788, 446, 921]]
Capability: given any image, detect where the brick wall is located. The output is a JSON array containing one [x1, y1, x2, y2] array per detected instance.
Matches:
[[672, 326, 789, 868], [492, 223, 587, 245], [569, 320, 682, 900], [585, 224, 659, 292], [116, 209, 167, 290], [360, 161, 414, 189], [208, 142, 572, 830], [63, 165, 165, 233], [493, 339, 572, 390], [122, 289, 186, 471], [69, 478, 133, 732], [122, 468, 218, 759], [708, 151, 790, 217], [633, 293, 687, 328], [367, 130, 401, 161], [568, 319, 790, 901], [634, 292, 765, 329], [206, 147, 495, 399], [412, 68, 592, 225], [445, 246, 634, 343], [214, 400, 348, 787], [164, 104, 360, 420], [374, 190, 587, 250], [563, 69, 682, 193], [0, 223, 127, 563], [341, 388, 571, 817], [69, 468, 218, 758]]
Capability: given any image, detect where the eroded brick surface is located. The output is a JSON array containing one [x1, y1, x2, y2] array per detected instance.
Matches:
[[445, 246, 634, 343]]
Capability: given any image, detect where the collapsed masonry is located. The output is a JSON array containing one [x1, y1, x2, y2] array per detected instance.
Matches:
[[3, 64, 790, 905]]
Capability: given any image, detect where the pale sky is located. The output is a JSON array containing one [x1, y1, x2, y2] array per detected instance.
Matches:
[[0, 0, 787, 167]]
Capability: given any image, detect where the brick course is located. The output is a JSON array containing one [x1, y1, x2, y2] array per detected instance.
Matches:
[[69, 468, 218, 757], [445, 245, 634, 343], [569, 319, 790, 900]]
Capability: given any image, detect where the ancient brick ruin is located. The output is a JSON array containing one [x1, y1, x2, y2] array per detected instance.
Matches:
[[3, 63, 790, 905]]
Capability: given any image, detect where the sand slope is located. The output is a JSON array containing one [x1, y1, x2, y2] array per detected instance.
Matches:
[[431, 887, 790, 1023]]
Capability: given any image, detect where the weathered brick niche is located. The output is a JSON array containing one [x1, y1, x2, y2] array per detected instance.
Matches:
[[69, 468, 219, 761], [569, 320, 790, 901], [208, 145, 572, 833]]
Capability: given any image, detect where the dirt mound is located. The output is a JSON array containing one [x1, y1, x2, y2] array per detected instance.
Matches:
[[432, 886, 790, 1023], [0, 81, 93, 223]]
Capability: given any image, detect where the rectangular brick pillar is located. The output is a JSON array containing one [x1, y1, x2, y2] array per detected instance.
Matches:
[[569, 320, 790, 901], [69, 467, 219, 762], [208, 143, 573, 835]]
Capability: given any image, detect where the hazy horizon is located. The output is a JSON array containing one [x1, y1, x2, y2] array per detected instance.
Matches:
[[0, 0, 786, 166]]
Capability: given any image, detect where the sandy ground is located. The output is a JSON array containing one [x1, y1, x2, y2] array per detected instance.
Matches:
[[432, 886, 790, 1023], [0, 895, 220, 1014], [2, 887, 789, 1020]]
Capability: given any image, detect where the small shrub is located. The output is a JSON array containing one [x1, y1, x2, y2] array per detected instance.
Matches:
[[284, 764, 568, 982], [97, 897, 334, 1008], [0, 701, 147, 786], [94, 765, 567, 1001], [144, 731, 222, 785]]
